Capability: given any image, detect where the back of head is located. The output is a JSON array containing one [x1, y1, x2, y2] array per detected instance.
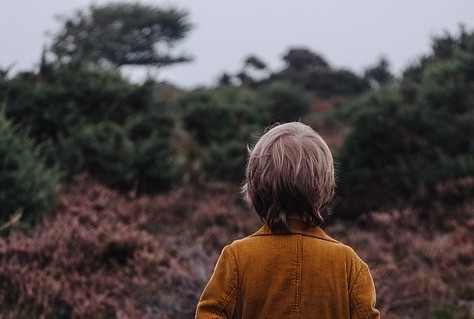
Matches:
[[242, 122, 335, 233]]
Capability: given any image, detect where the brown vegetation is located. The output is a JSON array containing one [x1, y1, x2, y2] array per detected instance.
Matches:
[[0, 175, 472, 318]]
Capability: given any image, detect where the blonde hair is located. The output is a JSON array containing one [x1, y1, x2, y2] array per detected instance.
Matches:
[[242, 122, 335, 233]]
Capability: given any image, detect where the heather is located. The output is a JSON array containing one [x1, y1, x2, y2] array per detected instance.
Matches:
[[0, 176, 472, 318], [0, 175, 259, 318]]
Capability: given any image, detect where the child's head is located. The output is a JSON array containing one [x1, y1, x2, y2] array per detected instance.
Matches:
[[242, 122, 335, 233]]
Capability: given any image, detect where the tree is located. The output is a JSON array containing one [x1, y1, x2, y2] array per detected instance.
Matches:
[[49, 2, 192, 67], [282, 47, 329, 71], [363, 57, 394, 87], [268, 47, 368, 97]]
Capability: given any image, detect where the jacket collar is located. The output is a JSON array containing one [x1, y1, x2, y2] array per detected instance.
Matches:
[[251, 219, 340, 244]]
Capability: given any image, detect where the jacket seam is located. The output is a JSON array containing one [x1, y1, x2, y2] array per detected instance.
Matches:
[[350, 264, 364, 319], [230, 245, 239, 319], [213, 246, 238, 318], [294, 234, 302, 319]]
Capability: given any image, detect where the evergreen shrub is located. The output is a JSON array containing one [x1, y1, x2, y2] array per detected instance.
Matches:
[[335, 29, 474, 215], [0, 112, 60, 227]]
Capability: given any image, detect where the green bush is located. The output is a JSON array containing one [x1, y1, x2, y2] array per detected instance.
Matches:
[[125, 113, 182, 194], [183, 90, 235, 145], [2, 60, 155, 144], [335, 28, 474, 215], [69, 121, 135, 190], [182, 88, 261, 145], [204, 140, 248, 183], [181, 87, 263, 183], [0, 111, 60, 227], [256, 81, 312, 124], [304, 68, 369, 97], [1, 60, 182, 194], [54, 114, 181, 194], [335, 88, 429, 212]]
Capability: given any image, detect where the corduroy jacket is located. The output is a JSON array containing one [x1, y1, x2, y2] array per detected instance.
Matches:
[[195, 220, 380, 319]]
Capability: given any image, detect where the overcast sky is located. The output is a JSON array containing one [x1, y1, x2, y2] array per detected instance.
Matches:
[[1, 1, 473, 89]]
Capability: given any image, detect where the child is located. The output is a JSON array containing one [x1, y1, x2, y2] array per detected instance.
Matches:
[[195, 122, 380, 319]]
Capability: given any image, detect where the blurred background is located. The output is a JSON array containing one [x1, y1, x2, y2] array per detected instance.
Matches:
[[0, 1, 473, 318]]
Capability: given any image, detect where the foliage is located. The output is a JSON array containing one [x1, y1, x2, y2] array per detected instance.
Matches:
[[0, 111, 60, 227], [181, 87, 263, 183], [336, 203, 474, 319], [0, 176, 260, 318], [303, 68, 369, 97], [400, 26, 473, 103], [1, 60, 181, 194], [55, 115, 181, 194], [49, 2, 192, 67], [66, 121, 135, 189], [256, 81, 312, 123], [2, 60, 154, 143], [335, 88, 428, 212], [183, 89, 242, 146], [125, 112, 182, 194], [0, 177, 472, 318], [363, 56, 395, 87], [204, 140, 249, 183], [268, 47, 369, 97], [335, 28, 474, 214], [282, 47, 330, 71]]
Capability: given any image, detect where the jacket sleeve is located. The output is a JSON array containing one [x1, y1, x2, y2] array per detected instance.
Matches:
[[349, 262, 381, 319], [195, 245, 238, 319]]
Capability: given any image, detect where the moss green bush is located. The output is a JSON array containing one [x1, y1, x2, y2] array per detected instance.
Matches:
[[0, 111, 60, 227], [335, 29, 474, 215]]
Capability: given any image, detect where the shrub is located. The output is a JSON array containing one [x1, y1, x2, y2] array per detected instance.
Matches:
[[2, 60, 154, 144], [256, 81, 312, 124], [304, 68, 369, 97], [335, 28, 474, 215], [67, 121, 135, 190], [204, 140, 248, 183], [125, 112, 182, 194], [182, 88, 261, 145], [182, 90, 236, 145], [181, 88, 263, 184], [0, 111, 60, 228], [335, 88, 429, 213]]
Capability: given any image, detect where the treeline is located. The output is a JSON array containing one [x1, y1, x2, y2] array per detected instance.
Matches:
[[1, 27, 473, 228]]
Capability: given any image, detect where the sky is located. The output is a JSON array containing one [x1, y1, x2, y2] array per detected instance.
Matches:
[[1, 1, 474, 89]]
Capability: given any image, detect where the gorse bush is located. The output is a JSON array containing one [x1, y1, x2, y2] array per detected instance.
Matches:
[[1, 59, 181, 196], [182, 87, 262, 145], [0, 111, 60, 227], [68, 121, 135, 189], [335, 28, 474, 214], [2, 60, 154, 143], [125, 112, 182, 194], [55, 116, 181, 194], [182, 87, 264, 183], [204, 140, 249, 183], [256, 81, 312, 124]]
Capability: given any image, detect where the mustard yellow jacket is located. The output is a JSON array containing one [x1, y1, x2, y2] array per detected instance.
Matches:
[[195, 221, 380, 319]]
